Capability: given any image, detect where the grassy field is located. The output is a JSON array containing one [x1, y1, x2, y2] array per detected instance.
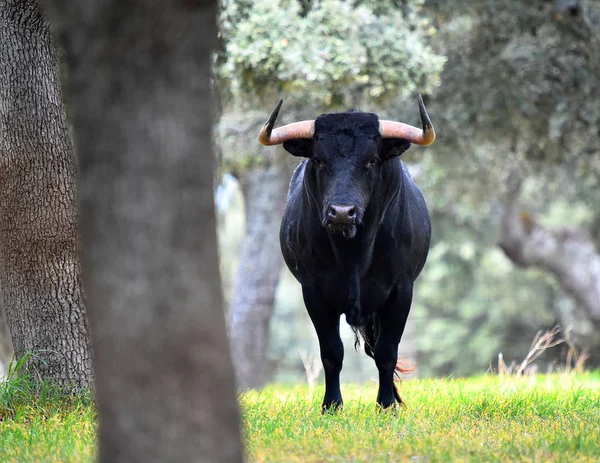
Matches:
[[0, 372, 96, 463], [0, 372, 598, 462]]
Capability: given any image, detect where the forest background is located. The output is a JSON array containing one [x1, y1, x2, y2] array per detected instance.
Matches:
[[2, 0, 599, 390]]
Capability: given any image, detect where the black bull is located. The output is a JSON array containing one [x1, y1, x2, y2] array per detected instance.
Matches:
[[259, 97, 435, 411]]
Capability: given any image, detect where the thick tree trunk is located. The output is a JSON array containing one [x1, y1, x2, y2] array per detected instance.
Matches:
[[229, 162, 290, 390], [0, 0, 92, 389], [45, 1, 243, 461], [498, 174, 600, 352]]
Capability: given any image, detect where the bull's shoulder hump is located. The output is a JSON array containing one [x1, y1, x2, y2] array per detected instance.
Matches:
[[399, 161, 423, 193], [400, 161, 412, 179]]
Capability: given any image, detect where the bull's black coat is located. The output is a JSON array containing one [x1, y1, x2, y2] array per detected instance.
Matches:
[[279, 111, 431, 410]]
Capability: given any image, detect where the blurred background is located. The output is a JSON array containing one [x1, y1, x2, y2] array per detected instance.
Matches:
[[3, 0, 600, 387]]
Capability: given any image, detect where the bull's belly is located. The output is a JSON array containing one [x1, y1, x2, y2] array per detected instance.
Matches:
[[318, 276, 394, 318]]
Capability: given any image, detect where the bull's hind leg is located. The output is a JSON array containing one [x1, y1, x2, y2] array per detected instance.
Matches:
[[374, 283, 413, 409], [302, 284, 343, 413]]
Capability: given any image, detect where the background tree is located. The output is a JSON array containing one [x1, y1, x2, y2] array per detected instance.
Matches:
[[0, 298, 13, 377], [381, 0, 600, 374], [413, 0, 600, 366], [217, 0, 445, 389], [0, 0, 92, 389], [44, 0, 243, 461]]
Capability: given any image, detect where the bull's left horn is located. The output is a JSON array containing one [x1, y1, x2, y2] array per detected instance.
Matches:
[[379, 94, 436, 146], [258, 99, 315, 146]]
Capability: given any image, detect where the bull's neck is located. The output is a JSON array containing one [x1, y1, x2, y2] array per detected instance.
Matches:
[[377, 162, 409, 229]]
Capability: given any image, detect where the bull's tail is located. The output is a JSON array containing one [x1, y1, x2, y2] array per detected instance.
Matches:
[[394, 358, 416, 379], [351, 318, 376, 359], [393, 358, 416, 406]]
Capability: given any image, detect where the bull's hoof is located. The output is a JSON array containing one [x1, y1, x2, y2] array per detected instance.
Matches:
[[321, 400, 343, 414], [376, 390, 403, 411], [376, 402, 399, 416]]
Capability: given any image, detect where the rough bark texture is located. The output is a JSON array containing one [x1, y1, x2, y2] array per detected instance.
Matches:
[[229, 162, 290, 390], [44, 1, 243, 462], [0, 0, 92, 389], [498, 174, 600, 336]]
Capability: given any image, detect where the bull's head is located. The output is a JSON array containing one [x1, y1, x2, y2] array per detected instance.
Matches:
[[258, 96, 435, 239]]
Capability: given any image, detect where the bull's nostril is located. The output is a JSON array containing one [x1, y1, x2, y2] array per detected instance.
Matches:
[[327, 204, 357, 226]]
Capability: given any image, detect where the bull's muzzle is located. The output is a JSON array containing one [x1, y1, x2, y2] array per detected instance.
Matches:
[[327, 204, 356, 225], [324, 204, 360, 239]]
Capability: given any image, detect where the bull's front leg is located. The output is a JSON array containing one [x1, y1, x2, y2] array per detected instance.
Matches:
[[345, 270, 365, 327], [374, 283, 413, 409], [302, 284, 343, 413]]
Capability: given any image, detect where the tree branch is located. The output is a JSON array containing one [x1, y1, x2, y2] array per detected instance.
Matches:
[[498, 188, 600, 327]]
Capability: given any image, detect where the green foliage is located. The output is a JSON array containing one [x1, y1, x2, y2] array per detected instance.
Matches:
[[409, 153, 595, 376], [218, 0, 445, 108], [241, 374, 600, 462], [217, 0, 445, 172], [423, 0, 600, 196], [414, 244, 559, 377], [402, 0, 600, 373]]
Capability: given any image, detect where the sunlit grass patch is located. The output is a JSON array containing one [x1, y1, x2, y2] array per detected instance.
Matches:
[[0, 404, 96, 463], [0, 367, 598, 462], [241, 372, 600, 462], [0, 356, 96, 463]]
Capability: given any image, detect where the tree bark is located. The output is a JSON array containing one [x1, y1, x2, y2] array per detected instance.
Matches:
[[0, 0, 92, 389], [498, 174, 600, 345], [228, 161, 290, 390], [44, 1, 243, 461]]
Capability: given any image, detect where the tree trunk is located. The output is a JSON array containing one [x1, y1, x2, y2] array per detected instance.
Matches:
[[0, 0, 92, 389], [498, 173, 600, 355], [44, 1, 243, 461], [0, 296, 14, 378], [400, 313, 417, 378], [229, 161, 291, 390]]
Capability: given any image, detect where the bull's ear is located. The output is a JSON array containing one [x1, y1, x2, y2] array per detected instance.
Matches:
[[380, 138, 411, 161], [283, 139, 314, 158]]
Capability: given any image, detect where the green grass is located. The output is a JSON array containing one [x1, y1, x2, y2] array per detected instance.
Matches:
[[242, 373, 600, 462], [0, 371, 598, 462], [0, 356, 96, 463]]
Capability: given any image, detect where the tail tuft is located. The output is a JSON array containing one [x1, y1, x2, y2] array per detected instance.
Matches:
[[351, 323, 375, 358], [393, 358, 416, 406], [394, 358, 416, 378]]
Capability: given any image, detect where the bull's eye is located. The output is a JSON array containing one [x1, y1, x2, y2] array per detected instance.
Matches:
[[313, 158, 322, 167], [367, 157, 378, 167]]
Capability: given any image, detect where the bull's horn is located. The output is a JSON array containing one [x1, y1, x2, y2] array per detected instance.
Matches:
[[258, 99, 315, 146], [378, 94, 436, 146]]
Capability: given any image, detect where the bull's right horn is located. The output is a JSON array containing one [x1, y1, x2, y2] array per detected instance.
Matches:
[[258, 99, 315, 146], [379, 94, 436, 146]]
